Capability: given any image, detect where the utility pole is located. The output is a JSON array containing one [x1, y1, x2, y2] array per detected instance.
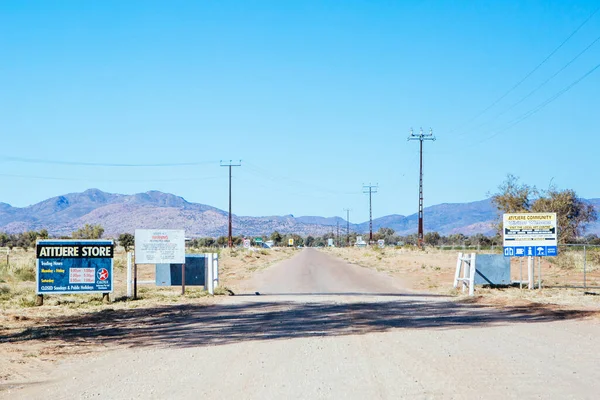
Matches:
[[220, 160, 242, 248], [408, 128, 436, 248], [343, 208, 351, 247], [336, 220, 340, 247], [362, 184, 378, 243]]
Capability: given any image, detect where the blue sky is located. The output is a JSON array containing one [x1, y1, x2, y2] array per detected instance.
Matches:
[[1, 0, 599, 224]]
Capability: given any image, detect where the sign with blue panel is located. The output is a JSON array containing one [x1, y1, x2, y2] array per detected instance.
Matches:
[[36, 240, 114, 294], [155, 255, 207, 286], [503, 213, 558, 257], [503, 246, 558, 257]]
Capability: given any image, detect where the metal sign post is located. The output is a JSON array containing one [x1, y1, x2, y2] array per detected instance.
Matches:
[[181, 263, 186, 295]]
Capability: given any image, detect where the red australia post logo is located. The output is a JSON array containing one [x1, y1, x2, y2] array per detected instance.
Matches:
[[97, 268, 109, 281]]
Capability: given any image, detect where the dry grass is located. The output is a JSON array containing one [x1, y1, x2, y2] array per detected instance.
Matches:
[[321, 246, 600, 311]]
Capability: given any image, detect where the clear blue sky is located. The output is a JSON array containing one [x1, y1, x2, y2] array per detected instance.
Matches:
[[1, 0, 599, 224]]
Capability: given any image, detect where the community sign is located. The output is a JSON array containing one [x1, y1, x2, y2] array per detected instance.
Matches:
[[134, 229, 185, 264], [36, 240, 114, 294], [503, 213, 558, 257]]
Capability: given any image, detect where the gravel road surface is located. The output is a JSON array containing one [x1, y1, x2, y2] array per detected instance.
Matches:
[[3, 249, 599, 399]]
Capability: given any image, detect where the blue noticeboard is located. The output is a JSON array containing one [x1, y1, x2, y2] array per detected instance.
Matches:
[[36, 240, 114, 294], [155, 254, 206, 286]]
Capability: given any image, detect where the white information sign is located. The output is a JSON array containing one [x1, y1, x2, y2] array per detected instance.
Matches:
[[377, 239, 385, 249], [243, 239, 250, 249], [134, 229, 185, 264], [503, 213, 557, 257]]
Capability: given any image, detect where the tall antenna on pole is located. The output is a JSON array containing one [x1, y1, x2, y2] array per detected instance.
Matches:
[[408, 127, 436, 248], [343, 208, 351, 247], [220, 160, 242, 248], [362, 184, 378, 243]]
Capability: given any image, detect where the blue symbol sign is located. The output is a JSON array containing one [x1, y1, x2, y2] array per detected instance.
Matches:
[[504, 245, 558, 257]]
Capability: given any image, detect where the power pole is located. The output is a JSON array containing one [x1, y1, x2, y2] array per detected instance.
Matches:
[[343, 208, 351, 247], [220, 160, 242, 248], [336, 220, 340, 247], [362, 184, 378, 243], [408, 128, 436, 248]]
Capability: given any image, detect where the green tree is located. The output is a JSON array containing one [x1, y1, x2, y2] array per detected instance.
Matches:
[[491, 176, 597, 244], [424, 231, 441, 246], [72, 224, 104, 239], [118, 233, 135, 252], [270, 231, 282, 245], [305, 235, 315, 247], [531, 187, 596, 243]]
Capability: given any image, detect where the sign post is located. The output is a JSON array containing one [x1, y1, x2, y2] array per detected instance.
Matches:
[[503, 213, 557, 289], [134, 229, 185, 297]]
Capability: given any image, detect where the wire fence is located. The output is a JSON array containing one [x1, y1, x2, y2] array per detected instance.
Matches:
[[434, 243, 600, 289]]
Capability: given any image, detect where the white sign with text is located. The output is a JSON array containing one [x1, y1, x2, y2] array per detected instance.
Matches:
[[134, 229, 185, 264]]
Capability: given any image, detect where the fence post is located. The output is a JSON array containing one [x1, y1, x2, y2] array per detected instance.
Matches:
[[583, 245, 587, 290], [126, 252, 132, 298]]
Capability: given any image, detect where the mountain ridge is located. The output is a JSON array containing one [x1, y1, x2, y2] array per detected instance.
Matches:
[[1, 189, 599, 238]]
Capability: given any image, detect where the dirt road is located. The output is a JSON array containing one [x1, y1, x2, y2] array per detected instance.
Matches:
[[3, 249, 600, 399]]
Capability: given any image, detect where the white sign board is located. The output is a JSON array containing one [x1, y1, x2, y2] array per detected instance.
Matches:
[[243, 239, 250, 249], [377, 239, 385, 249], [327, 238, 334, 247], [503, 213, 557, 257], [134, 229, 185, 264]]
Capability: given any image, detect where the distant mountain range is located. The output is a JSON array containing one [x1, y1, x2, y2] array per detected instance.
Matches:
[[1, 189, 599, 238]]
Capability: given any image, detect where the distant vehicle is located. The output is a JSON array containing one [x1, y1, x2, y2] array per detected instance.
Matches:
[[259, 242, 272, 249]]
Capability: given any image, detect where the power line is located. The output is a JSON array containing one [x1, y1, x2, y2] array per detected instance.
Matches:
[[220, 160, 242, 248], [408, 128, 436, 248], [451, 5, 600, 133], [362, 184, 378, 243], [471, 61, 600, 147], [244, 161, 361, 196], [0, 155, 217, 167], [0, 173, 221, 183], [458, 32, 600, 138]]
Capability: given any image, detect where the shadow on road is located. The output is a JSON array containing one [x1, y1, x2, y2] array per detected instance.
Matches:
[[234, 292, 449, 297], [1, 297, 595, 349]]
